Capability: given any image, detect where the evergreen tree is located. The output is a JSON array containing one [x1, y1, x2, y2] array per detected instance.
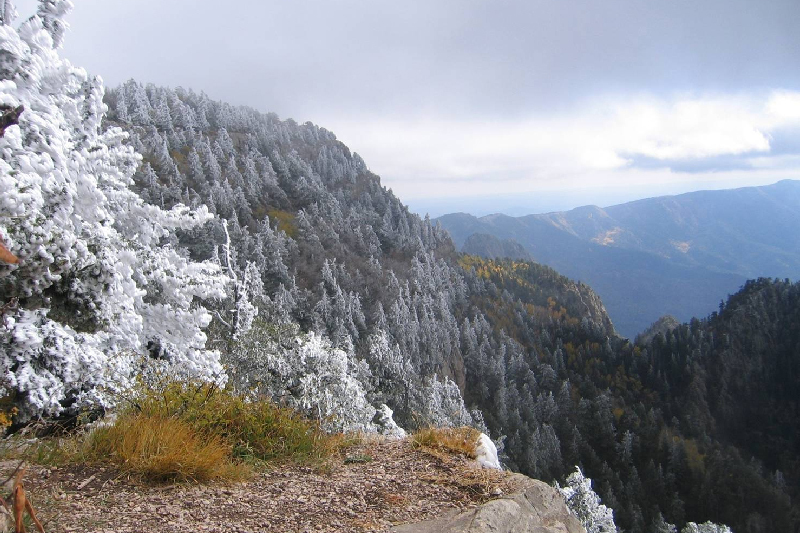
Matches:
[[36, 0, 71, 48], [0, 0, 16, 25], [558, 467, 618, 533], [0, 5, 228, 419]]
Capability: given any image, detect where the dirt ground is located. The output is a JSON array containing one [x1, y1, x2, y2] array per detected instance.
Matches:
[[4, 437, 519, 533]]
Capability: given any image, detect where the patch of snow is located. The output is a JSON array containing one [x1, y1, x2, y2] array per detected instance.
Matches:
[[374, 404, 406, 439], [475, 432, 502, 470], [85, 412, 117, 433]]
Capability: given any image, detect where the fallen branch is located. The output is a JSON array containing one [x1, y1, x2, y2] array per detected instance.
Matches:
[[76, 474, 96, 491], [0, 469, 45, 533], [12, 469, 44, 533]]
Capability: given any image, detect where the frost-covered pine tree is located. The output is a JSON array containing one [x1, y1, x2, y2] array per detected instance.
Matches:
[[0, 1, 229, 420], [226, 321, 376, 432], [557, 467, 618, 533], [36, 0, 70, 48], [415, 374, 476, 428], [681, 522, 733, 533]]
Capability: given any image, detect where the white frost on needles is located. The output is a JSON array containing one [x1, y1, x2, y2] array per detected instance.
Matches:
[[681, 522, 733, 533], [558, 466, 617, 533], [374, 403, 406, 439], [0, 2, 229, 420], [227, 324, 377, 433]]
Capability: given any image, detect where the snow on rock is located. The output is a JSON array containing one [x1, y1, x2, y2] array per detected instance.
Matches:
[[374, 403, 406, 439], [475, 432, 502, 470]]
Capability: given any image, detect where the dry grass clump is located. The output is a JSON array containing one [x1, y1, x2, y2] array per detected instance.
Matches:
[[85, 414, 242, 483], [411, 426, 481, 459], [128, 381, 342, 464], [77, 380, 345, 483]]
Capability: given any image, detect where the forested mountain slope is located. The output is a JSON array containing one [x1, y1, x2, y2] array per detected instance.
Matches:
[[625, 278, 800, 532], [436, 181, 800, 337], [99, 80, 796, 533], [590, 182, 800, 277], [462, 261, 798, 533], [462, 233, 532, 261]]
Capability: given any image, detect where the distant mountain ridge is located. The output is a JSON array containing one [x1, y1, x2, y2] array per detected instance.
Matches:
[[436, 180, 800, 337], [541, 180, 800, 277]]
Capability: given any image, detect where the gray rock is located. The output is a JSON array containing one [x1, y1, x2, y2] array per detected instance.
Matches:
[[392, 474, 585, 533]]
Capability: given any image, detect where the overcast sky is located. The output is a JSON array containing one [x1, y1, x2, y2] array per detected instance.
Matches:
[[14, 0, 800, 215]]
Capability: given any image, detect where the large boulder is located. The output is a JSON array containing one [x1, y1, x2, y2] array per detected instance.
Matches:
[[392, 474, 585, 533]]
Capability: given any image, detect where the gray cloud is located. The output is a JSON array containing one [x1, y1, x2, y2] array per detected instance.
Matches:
[[625, 154, 756, 174], [768, 126, 800, 155], [11, 0, 800, 213], [23, 0, 795, 122]]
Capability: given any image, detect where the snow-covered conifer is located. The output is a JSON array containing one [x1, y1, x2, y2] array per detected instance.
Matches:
[[558, 467, 618, 533], [36, 0, 71, 48], [226, 322, 376, 432], [414, 375, 475, 428], [114, 88, 129, 123], [187, 149, 204, 181], [217, 127, 234, 155], [0, 0, 16, 25], [0, 5, 228, 419], [681, 522, 733, 533], [154, 94, 173, 130]]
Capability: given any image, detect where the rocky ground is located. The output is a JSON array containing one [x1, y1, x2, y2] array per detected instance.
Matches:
[[3, 437, 521, 533]]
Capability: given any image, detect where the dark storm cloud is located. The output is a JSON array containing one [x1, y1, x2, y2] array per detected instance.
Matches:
[[33, 0, 799, 121]]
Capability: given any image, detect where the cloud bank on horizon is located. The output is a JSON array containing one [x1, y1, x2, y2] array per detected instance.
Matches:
[[14, 0, 800, 213], [332, 90, 800, 203]]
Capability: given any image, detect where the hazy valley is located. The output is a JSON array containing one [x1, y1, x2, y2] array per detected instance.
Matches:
[[437, 180, 800, 337]]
